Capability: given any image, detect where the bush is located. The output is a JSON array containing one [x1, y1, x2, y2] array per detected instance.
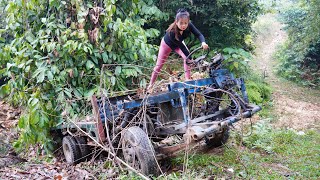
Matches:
[[277, 1, 320, 87], [1, 0, 163, 152], [152, 0, 262, 50]]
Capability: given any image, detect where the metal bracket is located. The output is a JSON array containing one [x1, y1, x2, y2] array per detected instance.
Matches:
[[177, 88, 190, 124]]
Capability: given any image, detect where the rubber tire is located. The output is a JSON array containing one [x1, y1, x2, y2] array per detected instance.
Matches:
[[74, 136, 90, 162], [62, 136, 81, 164], [205, 128, 230, 148], [121, 126, 159, 176]]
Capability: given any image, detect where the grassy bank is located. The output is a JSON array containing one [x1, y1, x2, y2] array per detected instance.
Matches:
[[161, 119, 319, 179]]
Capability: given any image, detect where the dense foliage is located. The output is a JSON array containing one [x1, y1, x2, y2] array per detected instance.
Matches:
[[0, 0, 163, 151], [153, 0, 261, 50], [276, 0, 320, 87], [0, 0, 10, 81]]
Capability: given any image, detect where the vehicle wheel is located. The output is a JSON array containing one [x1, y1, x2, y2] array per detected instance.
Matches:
[[74, 136, 90, 161], [205, 128, 230, 147], [121, 126, 159, 176], [62, 136, 81, 164]]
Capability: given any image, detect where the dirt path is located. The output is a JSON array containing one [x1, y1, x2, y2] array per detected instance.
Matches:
[[252, 14, 320, 130]]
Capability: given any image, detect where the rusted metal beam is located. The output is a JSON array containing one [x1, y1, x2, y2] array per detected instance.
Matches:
[[157, 144, 188, 155], [91, 96, 106, 144]]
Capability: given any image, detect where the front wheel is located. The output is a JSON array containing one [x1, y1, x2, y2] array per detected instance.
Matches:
[[121, 126, 159, 176]]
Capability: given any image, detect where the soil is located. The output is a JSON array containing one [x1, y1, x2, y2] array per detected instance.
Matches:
[[0, 13, 319, 179], [0, 101, 20, 156]]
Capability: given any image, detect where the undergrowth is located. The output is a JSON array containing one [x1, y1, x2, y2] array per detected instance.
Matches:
[[157, 119, 320, 179], [275, 2, 320, 88]]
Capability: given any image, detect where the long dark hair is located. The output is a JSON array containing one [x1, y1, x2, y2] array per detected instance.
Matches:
[[166, 9, 190, 41]]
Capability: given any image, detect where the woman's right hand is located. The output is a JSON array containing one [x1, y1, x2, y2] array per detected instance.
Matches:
[[201, 42, 209, 50]]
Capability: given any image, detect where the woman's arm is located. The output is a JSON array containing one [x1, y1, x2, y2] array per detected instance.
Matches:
[[189, 22, 205, 43], [189, 22, 209, 49]]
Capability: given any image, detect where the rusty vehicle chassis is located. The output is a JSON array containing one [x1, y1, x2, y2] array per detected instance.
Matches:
[[57, 70, 261, 157]]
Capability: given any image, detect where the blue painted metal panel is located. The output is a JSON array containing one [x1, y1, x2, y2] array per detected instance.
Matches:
[[239, 78, 249, 103], [123, 91, 180, 109], [210, 69, 235, 89], [97, 71, 238, 124], [168, 78, 214, 93]]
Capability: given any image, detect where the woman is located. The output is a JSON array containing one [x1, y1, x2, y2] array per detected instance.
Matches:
[[148, 9, 209, 90]]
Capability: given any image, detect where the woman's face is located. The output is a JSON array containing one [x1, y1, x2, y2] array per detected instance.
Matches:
[[176, 18, 189, 31]]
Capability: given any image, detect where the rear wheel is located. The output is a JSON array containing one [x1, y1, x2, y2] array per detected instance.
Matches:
[[121, 126, 159, 176], [74, 136, 90, 161], [62, 136, 81, 164]]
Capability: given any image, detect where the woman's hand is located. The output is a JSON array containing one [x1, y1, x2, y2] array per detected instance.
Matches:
[[201, 42, 209, 50]]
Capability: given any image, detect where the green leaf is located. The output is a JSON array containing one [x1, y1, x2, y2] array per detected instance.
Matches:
[[47, 71, 53, 81], [231, 54, 238, 58], [64, 88, 72, 98], [0, 84, 10, 98], [18, 116, 26, 129], [140, 78, 146, 88], [123, 41, 127, 48], [7, 63, 16, 69], [38, 115, 47, 128], [18, 63, 25, 69], [106, 45, 112, 52], [86, 60, 95, 70], [74, 88, 83, 98], [30, 112, 40, 125], [115, 66, 121, 75], [234, 62, 239, 69], [57, 24, 65, 29], [102, 52, 108, 63], [28, 97, 39, 107], [84, 88, 96, 98], [91, 56, 98, 64], [111, 76, 116, 85], [133, 67, 142, 74], [105, 70, 113, 76], [51, 65, 59, 74], [36, 69, 45, 83]]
